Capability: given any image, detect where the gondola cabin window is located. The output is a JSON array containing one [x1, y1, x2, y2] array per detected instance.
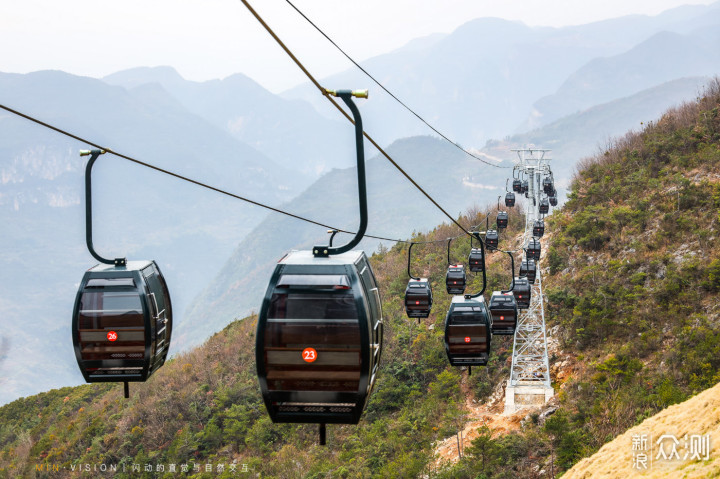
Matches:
[[264, 275, 361, 394], [77, 280, 144, 364]]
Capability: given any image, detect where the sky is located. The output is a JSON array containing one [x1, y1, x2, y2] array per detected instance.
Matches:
[[0, 0, 716, 93]]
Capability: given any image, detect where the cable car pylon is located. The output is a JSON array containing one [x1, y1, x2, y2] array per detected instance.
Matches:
[[504, 148, 554, 413]]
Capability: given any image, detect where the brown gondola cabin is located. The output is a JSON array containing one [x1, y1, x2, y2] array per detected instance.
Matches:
[[72, 261, 172, 386]]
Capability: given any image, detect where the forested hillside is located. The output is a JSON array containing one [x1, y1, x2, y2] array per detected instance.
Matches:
[[1, 79, 719, 478], [540, 77, 720, 475]]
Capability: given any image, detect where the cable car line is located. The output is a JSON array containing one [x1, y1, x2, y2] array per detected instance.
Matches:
[[0, 102, 509, 251], [0, 104, 348, 231], [238, 0, 474, 238], [282, 0, 510, 170], [0, 102, 451, 246]]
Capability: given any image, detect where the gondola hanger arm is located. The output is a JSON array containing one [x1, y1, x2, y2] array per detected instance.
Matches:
[[465, 232, 487, 299], [80, 149, 126, 267], [313, 90, 368, 257], [501, 250, 516, 294], [407, 243, 420, 281]]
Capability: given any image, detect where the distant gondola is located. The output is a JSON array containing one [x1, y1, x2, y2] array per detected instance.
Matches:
[[497, 211, 509, 229], [468, 249, 484, 273], [512, 178, 522, 193], [489, 291, 518, 335], [505, 192, 516, 207], [485, 229, 499, 250], [527, 238, 541, 261], [533, 219, 545, 238], [513, 277, 532, 309], [549, 192, 558, 207], [446, 264, 467, 295], [543, 176, 554, 195], [405, 278, 432, 319], [444, 296, 492, 367], [468, 232, 485, 273], [539, 198, 549, 214], [519, 258, 537, 284], [404, 243, 432, 319]]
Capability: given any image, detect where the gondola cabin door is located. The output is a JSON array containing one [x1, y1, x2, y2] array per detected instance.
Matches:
[[141, 263, 172, 370]]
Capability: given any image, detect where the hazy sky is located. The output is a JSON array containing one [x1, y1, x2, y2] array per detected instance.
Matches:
[[1, 0, 716, 92]]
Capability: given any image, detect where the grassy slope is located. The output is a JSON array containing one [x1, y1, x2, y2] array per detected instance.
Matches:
[[539, 78, 720, 474]]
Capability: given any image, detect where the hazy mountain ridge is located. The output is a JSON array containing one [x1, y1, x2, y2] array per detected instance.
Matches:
[[284, 2, 720, 148], [485, 76, 712, 182], [103, 66, 348, 177], [528, 22, 720, 128]]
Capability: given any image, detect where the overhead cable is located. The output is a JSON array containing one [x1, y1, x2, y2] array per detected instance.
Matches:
[[0, 102, 469, 246], [283, 0, 510, 170], [239, 0, 474, 238]]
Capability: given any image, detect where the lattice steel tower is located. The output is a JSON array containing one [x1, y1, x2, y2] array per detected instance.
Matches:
[[504, 148, 554, 413]]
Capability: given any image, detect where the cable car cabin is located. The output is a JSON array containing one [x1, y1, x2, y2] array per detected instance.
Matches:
[[549, 194, 558, 207], [486, 229, 499, 250], [519, 258, 537, 284], [539, 198, 550, 214], [444, 296, 491, 367], [404, 278, 433, 319], [256, 250, 383, 425], [533, 220, 545, 238], [446, 264, 467, 295], [513, 277, 532, 309], [543, 177, 554, 195], [497, 211, 509, 230], [72, 260, 172, 386], [468, 248, 484, 273], [521, 180, 528, 194], [526, 238, 541, 261], [504, 192, 515, 208], [489, 291, 518, 335], [512, 179, 522, 193]]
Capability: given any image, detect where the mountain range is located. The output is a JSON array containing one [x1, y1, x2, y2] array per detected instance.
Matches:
[[2, 2, 720, 405], [284, 2, 720, 146]]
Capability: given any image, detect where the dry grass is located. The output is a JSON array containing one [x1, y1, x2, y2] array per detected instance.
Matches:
[[564, 381, 720, 478]]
